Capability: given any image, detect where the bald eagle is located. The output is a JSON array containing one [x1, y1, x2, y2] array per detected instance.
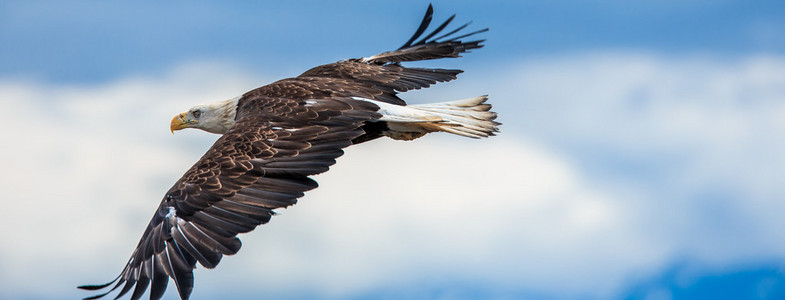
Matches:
[[80, 5, 498, 300]]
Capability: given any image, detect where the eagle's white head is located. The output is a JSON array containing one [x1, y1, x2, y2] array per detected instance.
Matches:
[[170, 96, 240, 134]]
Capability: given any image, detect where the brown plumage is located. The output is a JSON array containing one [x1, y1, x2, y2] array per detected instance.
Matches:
[[80, 4, 497, 300]]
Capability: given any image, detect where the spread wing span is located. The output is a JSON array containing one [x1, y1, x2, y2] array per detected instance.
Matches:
[[80, 4, 488, 300]]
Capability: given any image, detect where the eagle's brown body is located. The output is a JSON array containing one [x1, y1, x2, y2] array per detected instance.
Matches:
[[80, 5, 497, 300]]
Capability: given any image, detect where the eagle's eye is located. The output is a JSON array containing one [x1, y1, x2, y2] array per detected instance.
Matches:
[[191, 110, 201, 119]]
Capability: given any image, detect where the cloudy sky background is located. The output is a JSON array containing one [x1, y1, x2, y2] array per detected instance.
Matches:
[[1, 1, 784, 299]]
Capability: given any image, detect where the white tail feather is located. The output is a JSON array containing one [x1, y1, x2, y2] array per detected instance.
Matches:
[[409, 96, 499, 138], [356, 96, 500, 139]]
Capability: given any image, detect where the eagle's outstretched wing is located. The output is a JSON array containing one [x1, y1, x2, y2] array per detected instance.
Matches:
[[79, 96, 381, 300], [293, 3, 487, 106]]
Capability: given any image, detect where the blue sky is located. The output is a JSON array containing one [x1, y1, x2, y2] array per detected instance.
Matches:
[[3, 0, 784, 84], [1, 1, 784, 300]]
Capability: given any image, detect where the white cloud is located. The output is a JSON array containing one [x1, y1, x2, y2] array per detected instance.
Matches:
[[1, 52, 784, 300], [495, 53, 785, 264]]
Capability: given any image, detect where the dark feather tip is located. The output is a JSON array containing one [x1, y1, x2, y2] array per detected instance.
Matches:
[[400, 4, 434, 49], [82, 290, 112, 300], [78, 277, 118, 291], [78, 284, 111, 291]]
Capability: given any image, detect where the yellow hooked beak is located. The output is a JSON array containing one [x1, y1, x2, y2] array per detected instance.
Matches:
[[170, 112, 196, 133]]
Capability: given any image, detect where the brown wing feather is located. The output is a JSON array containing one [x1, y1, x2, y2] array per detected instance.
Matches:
[[80, 97, 381, 300], [297, 62, 463, 105], [266, 7, 484, 106]]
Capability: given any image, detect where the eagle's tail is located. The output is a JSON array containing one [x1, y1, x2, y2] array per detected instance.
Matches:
[[356, 96, 500, 140], [406, 95, 500, 139]]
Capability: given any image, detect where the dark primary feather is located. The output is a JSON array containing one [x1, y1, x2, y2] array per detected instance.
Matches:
[[401, 4, 435, 49], [366, 3, 487, 64], [81, 4, 487, 300]]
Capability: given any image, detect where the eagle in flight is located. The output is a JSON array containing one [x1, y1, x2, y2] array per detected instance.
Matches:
[[80, 4, 498, 300]]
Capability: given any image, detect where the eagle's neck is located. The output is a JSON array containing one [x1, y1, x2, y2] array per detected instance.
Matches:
[[202, 96, 240, 134]]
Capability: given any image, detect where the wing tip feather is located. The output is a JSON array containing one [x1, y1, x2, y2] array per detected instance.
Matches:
[[368, 4, 488, 64]]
